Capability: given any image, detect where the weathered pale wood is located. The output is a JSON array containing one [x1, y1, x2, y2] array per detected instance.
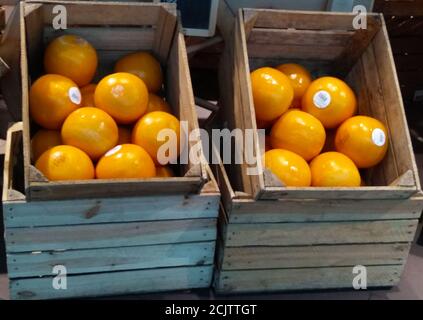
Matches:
[[41, 2, 166, 26], [248, 43, 345, 60], [242, 8, 258, 40], [217, 0, 235, 42], [6, 218, 217, 252], [19, 1, 207, 201], [153, 6, 177, 63], [222, 243, 410, 270], [245, 8, 381, 31], [10, 265, 213, 300], [28, 176, 204, 201], [335, 14, 381, 75], [224, 220, 418, 247], [260, 186, 417, 200], [228, 197, 423, 223], [214, 7, 421, 294], [372, 18, 421, 191], [8, 241, 215, 278], [20, 1, 38, 194], [4, 193, 219, 228], [235, 11, 265, 197], [390, 170, 416, 187], [263, 169, 284, 188], [217, 14, 247, 194], [223, 8, 419, 200], [28, 166, 48, 183], [43, 27, 156, 51], [23, 3, 43, 77], [248, 28, 354, 46], [2, 112, 219, 298], [216, 265, 403, 294], [167, 29, 208, 182]]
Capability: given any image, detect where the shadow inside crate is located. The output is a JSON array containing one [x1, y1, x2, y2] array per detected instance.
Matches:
[[0, 99, 14, 273]]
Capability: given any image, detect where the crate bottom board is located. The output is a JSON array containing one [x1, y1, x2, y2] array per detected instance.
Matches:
[[226, 198, 423, 224], [10, 265, 213, 300], [7, 241, 216, 278], [214, 265, 403, 294], [221, 220, 418, 247], [5, 218, 217, 252], [220, 243, 410, 270]]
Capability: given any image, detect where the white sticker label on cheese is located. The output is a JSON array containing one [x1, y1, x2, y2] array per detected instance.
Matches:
[[313, 90, 331, 109], [372, 128, 386, 147], [69, 87, 82, 105]]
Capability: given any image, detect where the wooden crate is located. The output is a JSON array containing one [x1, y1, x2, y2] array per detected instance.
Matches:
[[213, 7, 423, 294], [214, 157, 422, 293], [16, 1, 207, 201], [3, 122, 220, 299], [219, 8, 421, 201]]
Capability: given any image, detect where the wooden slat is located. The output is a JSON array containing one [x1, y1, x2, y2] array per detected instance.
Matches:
[[43, 27, 156, 51], [221, 243, 410, 270], [41, 2, 164, 26], [153, 6, 177, 64], [224, 220, 418, 247], [28, 176, 204, 201], [247, 43, 345, 60], [228, 197, 423, 223], [372, 20, 421, 190], [20, 1, 33, 196], [217, 13, 246, 194], [245, 8, 381, 31], [216, 0, 235, 42], [334, 15, 382, 75], [216, 265, 403, 294], [259, 186, 417, 200], [236, 11, 265, 198], [10, 265, 212, 300], [248, 28, 354, 46], [166, 29, 208, 181], [8, 241, 215, 278], [24, 3, 44, 77], [4, 193, 219, 228], [6, 218, 217, 252]]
